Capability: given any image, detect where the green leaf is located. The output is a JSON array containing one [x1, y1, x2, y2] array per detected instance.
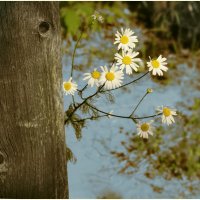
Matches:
[[64, 9, 81, 35], [75, 2, 94, 16]]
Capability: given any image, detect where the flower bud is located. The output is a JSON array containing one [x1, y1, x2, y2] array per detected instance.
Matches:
[[147, 88, 153, 93]]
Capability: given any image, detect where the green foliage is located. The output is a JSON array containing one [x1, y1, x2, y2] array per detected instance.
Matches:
[[60, 2, 102, 37], [63, 9, 81, 35], [60, 2, 94, 36], [60, 2, 130, 38]]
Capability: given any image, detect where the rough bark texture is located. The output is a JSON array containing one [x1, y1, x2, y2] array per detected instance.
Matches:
[[0, 2, 68, 198]]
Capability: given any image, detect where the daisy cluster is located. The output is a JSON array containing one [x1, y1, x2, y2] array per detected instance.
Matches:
[[63, 27, 177, 139], [63, 28, 168, 93]]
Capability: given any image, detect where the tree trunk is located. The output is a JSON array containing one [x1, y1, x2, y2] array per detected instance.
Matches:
[[0, 2, 68, 198]]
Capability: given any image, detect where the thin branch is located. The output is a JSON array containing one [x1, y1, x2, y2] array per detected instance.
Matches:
[[75, 71, 149, 119], [133, 113, 162, 119], [70, 30, 84, 77], [86, 102, 162, 121], [72, 114, 108, 122], [130, 92, 148, 117], [79, 84, 88, 92], [72, 95, 75, 106], [79, 71, 150, 104], [77, 84, 88, 99], [103, 71, 150, 92], [65, 84, 105, 123], [86, 102, 130, 119], [110, 49, 119, 67]]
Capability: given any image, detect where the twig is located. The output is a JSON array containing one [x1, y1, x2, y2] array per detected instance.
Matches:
[[133, 113, 162, 119], [79, 84, 88, 92], [72, 114, 108, 122], [70, 30, 84, 77], [129, 92, 149, 117], [80, 71, 150, 102], [71, 96, 74, 106], [86, 102, 162, 121], [86, 102, 130, 119], [103, 71, 150, 92], [65, 84, 105, 123]]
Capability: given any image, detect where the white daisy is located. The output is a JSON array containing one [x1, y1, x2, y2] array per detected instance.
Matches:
[[63, 77, 77, 95], [157, 106, 177, 125], [99, 65, 124, 90], [91, 11, 98, 20], [147, 55, 168, 76], [137, 121, 154, 139], [115, 50, 141, 74], [114, 28, 138, 51], [98, 16, 104, 23], [91, 11, 104, 23], [83, 68, 101, 87], [147, 88, 153, 93]]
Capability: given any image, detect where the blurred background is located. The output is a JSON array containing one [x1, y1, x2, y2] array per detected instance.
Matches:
[[60, 1, 200, 198]]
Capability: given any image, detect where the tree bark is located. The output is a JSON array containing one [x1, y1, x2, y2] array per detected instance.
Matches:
[[0, 2, 68, 198]]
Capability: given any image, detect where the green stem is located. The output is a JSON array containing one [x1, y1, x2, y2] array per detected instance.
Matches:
[[70, 30, 84, 78], [130, 92, 148, 117], [80, 84, 88, 92], [77, 84, 88, 99], [86, 102, 162, 121], [72, 95, 76, 106], [133, 113, 162, 119]]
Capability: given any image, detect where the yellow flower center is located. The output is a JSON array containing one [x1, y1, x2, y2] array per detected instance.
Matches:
[[163, 107, 171, 117], [151, 59, 160, 68], [105, 72, 115, 81], [122, 56, 132, 65], [63, 82, 72, 91], [91, 71, 101, 79], [141, 123, 149, 132], [120, 35, 129, 44]]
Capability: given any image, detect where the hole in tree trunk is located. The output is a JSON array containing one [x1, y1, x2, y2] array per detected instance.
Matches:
[[38, 21, 51, 34]]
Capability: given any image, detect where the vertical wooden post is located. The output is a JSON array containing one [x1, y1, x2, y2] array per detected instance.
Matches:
[[0, 2, 68, 198]]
